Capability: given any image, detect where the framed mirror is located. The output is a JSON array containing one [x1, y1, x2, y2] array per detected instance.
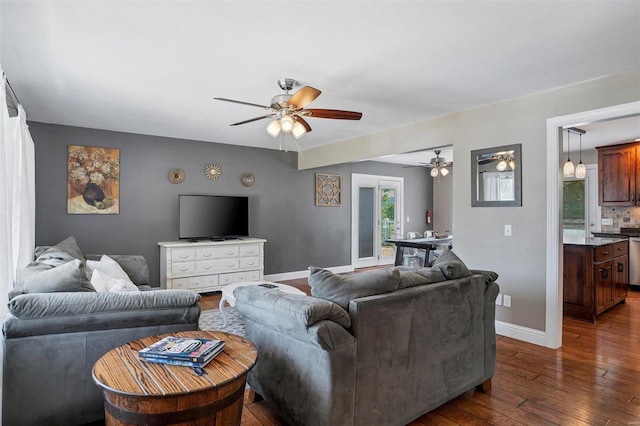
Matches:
[[471, 143, 522, 207]]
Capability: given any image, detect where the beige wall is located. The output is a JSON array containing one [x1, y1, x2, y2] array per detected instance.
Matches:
[[299, 68, 640, 332]]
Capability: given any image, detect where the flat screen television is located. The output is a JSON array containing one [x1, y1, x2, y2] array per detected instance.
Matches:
[[179, 195, 249, 241]]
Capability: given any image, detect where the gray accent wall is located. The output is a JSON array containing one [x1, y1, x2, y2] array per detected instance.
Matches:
[[30, 122, 432, 285]]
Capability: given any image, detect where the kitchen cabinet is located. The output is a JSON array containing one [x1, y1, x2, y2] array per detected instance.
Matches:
[[597, 142, 639, 206], [563, 238, 628, 322]]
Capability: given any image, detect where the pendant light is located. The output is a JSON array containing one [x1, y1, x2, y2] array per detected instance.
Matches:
[[575, 132, 587, 179], [563, 129, 575, 178]]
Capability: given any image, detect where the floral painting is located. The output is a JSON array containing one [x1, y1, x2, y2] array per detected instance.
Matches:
[[67, 145, 120, 214]]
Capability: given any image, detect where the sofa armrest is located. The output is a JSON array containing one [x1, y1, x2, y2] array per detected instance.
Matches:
[[234, 286, 354, 350], [4, 290, 201, 338]]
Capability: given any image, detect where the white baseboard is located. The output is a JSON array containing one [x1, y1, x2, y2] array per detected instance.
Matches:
[[495, 320, 546, 347], [265, 265, 354, 282]]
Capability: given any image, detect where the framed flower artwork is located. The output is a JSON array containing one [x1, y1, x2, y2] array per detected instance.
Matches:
[[67, 145, 120, 214]]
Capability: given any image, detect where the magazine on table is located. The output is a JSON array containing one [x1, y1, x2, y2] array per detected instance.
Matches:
[[139, 336, 225, 368]]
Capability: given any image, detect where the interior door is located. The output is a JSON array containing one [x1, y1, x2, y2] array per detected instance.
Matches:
[[352, 174, 404, 268]]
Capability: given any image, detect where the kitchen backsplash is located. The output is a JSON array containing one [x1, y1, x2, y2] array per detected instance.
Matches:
[[601, 207, 640, 232]]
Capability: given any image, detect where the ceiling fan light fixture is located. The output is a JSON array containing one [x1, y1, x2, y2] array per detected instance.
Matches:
[[430, 167, 439, 178], [280, 114, 294, 133], [292, 120, 307, 139], [440, 167, 449, 176], [496, 159, 508, 172], [266, 120, 281, 138]]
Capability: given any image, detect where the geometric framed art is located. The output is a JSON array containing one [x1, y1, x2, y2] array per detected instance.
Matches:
[[67, 145, 120, 214], [315, 173, 342, 206]]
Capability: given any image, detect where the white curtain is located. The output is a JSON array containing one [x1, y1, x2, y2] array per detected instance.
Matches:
[[1, 67, 35, 418]]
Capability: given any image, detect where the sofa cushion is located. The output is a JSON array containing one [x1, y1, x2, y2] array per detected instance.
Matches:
[[433, 250, 472, 280], [395, 266, 447, 289], [23, 259, 95, 293], [308, 267, 400, 310], [8, 289, 200, 320]]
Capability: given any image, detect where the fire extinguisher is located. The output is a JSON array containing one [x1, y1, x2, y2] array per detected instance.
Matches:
[[426, 210, 432, 225]]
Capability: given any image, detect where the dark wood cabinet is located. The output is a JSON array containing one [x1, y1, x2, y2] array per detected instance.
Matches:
[[564, 240, 628, 322], [597, 143, 639, 206]]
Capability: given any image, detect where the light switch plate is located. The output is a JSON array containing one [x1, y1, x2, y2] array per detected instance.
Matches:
[[504, 225, 512, 237], [602, 218, 613, 226]]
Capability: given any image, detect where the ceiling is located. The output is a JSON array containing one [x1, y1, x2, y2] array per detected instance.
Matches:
[[2, 1, 640, 153]]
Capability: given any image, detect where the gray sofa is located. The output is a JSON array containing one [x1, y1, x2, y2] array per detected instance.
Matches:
[[2, 254, 201, 426], [234, 256, 499, 426]]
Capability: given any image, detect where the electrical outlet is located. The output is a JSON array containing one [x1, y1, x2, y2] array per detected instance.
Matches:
[[602, 218, 613, 226], [503, 295, 512, 307], [495, 294, 503, 306], [407, 216, 410, 222], [504, 225, 512, 237]]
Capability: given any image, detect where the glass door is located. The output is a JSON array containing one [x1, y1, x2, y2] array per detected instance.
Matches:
[[352, 174, 403, 268]]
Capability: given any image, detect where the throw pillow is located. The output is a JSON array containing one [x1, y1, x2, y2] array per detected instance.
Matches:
[[91, 270, 140, 292], [86, 255, 134, 284], [308, 267, 400, 310], [396, 267, 447, 289], [432, 250, 473, 280], [35, 236, 85, 266], [23, 259, 95, 293]]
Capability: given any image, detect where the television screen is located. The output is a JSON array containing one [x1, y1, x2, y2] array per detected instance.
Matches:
[[179, 195, 249, 240]]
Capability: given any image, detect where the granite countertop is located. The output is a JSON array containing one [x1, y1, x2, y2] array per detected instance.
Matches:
[[563, 236, 627, 247], [591, 232, 631, 238]]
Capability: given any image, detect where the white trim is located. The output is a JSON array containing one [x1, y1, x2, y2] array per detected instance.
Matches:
[[265, 264, 354, 282], [546, 101, 640, 349], [495, 321, 546, 347]]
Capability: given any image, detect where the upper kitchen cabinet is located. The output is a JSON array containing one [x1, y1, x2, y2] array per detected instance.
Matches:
[[597, 142, 639, 206]]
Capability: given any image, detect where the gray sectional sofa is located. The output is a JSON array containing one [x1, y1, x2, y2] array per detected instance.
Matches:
[[2, 243, 201, 426], [234, 251, 499, 426]]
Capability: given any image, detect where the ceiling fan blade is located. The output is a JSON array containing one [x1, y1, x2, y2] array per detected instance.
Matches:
[[305, 109, 362, 120], [296, 116, 312, 133], [214, 97, 270, 109], [229, 114, 275, 126], [286, 86, 321, 109]]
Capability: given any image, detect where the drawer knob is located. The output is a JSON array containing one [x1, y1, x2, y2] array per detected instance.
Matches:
[[178, 267, 188, 272], [203, 266, 211, 270], [227, 251, 235, 255], [602, 251, 609, 255], [202, 253, 212, 257], [227, 263, 235, 267], [179, 255, 189, 259]]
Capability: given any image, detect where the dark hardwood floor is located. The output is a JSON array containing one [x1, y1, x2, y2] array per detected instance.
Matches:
[[202, 280, 640, 425]]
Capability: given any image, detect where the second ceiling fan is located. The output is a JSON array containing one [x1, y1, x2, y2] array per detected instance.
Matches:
[[214, 78, 362, 140]]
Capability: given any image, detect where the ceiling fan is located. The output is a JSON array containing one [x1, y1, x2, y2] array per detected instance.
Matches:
[[214, 78, 362, 141], [406, 150, 451, 177]]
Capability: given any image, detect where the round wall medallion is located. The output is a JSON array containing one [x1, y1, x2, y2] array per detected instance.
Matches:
[[241, 173, 255, 187], [205, 163, 222, 180], [168, 168, 185, 184]]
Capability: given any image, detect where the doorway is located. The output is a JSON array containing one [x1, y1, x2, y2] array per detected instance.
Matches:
[[563, 164, 600, 239], [546, 101, 640, 349], [351, 174, 404, 268]]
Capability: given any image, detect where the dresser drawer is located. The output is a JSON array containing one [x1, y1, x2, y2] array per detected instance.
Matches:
[[172, 248, 196, 262], [197, 246, 239, 260], [240, 256, 260, 269], [613, 241, 628, 257], [246, 270, 261, 281], [171, 262, 197, 276], [172, 275, 219, 291], [219, 273, 234, 285], [240, 245, 260, 256]]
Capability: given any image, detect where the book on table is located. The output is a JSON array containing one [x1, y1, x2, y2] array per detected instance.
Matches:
[[139, 336, 225, 368]]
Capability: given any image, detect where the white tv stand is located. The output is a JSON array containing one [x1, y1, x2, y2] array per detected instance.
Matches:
[[158, 238, 266, 293]]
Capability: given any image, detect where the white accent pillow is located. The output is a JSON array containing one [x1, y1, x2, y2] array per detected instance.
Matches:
[[91, 270, 140, 292], [86, 255, 133, 284]]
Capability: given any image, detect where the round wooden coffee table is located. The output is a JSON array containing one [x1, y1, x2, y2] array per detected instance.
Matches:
[[92, 330, 257, 426]]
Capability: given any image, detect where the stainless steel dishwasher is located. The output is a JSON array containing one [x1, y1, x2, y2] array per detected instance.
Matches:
[[629, 237, 640, 288]]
